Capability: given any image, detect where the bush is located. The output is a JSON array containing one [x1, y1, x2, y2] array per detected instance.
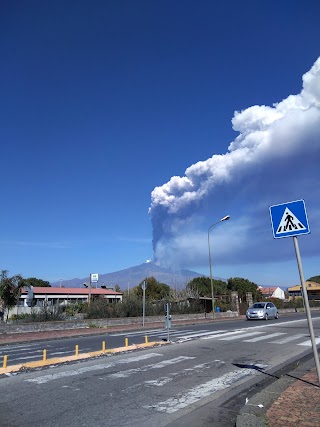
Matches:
[[83, 295, 206, 319], [10, 306, 65, 323]]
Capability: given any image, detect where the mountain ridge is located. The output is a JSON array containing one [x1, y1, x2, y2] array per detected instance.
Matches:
[[51, 262, 226, 290]]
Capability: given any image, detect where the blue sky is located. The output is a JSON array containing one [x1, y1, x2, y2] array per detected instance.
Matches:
[[1, 1, 320, 287]]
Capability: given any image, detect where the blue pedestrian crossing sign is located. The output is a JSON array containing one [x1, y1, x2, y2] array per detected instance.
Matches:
[[269, 199, 310, 239]]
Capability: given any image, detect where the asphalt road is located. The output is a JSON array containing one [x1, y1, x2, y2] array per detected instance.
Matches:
[[0, 312, 319, 366], [0, 314, 319, 426]]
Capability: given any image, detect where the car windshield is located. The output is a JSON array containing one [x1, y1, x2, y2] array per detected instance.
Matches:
[[252, 303, 265, 309]]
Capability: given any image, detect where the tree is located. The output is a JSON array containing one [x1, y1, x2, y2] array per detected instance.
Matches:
[[227, 277, 262, 301], [25, 277, 51, 287], [307, 275, 320, 284], [186, 276, 228, 298], [114, 284, 121, 292], [0, 270, 28, 321], [134, 277, 171, 301]]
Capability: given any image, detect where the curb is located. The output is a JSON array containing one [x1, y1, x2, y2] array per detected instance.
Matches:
[[0, 340, 169, 374]]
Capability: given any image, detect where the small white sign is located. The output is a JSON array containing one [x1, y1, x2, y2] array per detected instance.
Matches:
[[90, 273, 99, 283]]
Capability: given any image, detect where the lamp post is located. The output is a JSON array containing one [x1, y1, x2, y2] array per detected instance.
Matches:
[[208, 215, 230, 319]]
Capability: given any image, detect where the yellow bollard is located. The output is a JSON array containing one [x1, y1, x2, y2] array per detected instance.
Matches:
[[3, 355, 8, 369], [75, 344, 79, 356], [102, 341, 106, 352], [125, 337, 129, 347], [145, 335, 149, 344], [43, 349, 47, 362]]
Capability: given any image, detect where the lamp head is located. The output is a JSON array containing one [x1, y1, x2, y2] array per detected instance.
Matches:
[[220, 215, 230, 222]]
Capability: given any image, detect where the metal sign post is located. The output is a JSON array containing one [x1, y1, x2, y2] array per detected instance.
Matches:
[[164, 303, 171, 342], [89, 273, 99, 305], [142, 280, 146, 327], [293, 236, 320, 383], [269, 200, 320, 384]]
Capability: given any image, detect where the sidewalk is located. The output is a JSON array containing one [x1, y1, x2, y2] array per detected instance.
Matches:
[[236, 356, 320, 427], [1, 319, 320, 426]]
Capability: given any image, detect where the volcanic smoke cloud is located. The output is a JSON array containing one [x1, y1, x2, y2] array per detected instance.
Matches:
[[149, 58, 320, 270]]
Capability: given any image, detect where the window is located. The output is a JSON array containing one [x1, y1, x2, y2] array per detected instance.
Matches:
[[252, 303, 265, 309]]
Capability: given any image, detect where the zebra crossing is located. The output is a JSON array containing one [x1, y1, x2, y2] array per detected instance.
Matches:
[[1, 326, 319, 366], [24, 351, 268, 416], [112, 327, 320, 347], [200, 329, 320, 346]]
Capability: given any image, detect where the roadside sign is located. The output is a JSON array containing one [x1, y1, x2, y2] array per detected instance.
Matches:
[[269, 199, 320, 382], [269, 199, 310, 239], [90, 273, 99, 283]]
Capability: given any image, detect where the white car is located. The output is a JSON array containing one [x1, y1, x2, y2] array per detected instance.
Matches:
[[246, 302, 279, 320]]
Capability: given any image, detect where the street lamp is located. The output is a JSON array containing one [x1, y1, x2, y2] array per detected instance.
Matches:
[[208, 215, 230, 319]]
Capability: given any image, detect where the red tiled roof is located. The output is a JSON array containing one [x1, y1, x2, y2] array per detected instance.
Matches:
[[260, 287, 279, 293], [21, 287, 122, 295]]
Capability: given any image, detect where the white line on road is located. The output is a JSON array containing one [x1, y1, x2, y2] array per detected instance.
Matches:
[[159, 330, 210, 337], [111, 329, 196, 337], [0, 345, 35, 354], [25, 353, 162, 384], [200, 331, 242, 340], [297, 337, 320, 347], [6, 354, 43, 362], [243, 332, 287, 342], [177, 330, 226, 340], [107, 356, 195, 378], [217, 331, 265, 341], [143, 368, 260, 413], [123, 363, 213, 391], [269, 334, 307, 344]]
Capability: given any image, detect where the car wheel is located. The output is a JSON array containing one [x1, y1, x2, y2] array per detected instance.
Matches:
[[246, 316, 250, 321], [275, 312, 279, 319], [264, 313, 268, 320]]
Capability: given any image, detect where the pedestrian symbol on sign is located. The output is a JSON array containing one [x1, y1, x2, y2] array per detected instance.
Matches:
[[277, 207, 307, 234]]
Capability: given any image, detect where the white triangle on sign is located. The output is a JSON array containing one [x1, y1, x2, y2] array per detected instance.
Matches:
[[276, 207, 307, 234]]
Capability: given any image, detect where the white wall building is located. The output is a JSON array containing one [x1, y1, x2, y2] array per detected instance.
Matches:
[[259, 286, 285, 300], [9, 286, 123, 317]]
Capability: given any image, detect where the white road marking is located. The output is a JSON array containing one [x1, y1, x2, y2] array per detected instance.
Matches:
[[50, 351, 75, 356], [0, 345, 36, 354], [110, 329, 194, 337], [111, 329, 169, 336], [25, 353, 162, 384], [297, 337, 320, 347], [243, 332, 287, 342], [219, 331, 265, 341], [143, 368, 260, 413], [108, 356, 195, 378], [269, 334, 307, 344], [144, 377, 173, 387], [159, 330, 210, 338], [201, 330, 244, 340], [6, 354, 43, 362], [122, 362, 215, 392], [240, 317, 320, 331], [177, 330, 226, 340]]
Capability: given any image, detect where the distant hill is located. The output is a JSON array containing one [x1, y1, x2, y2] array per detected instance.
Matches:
[[51, 262, 226, 290]]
